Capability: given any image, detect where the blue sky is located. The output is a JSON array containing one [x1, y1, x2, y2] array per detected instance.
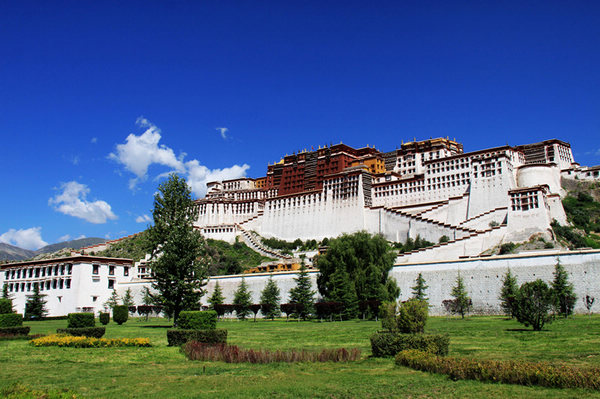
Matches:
[[1, 1, 599, 250]]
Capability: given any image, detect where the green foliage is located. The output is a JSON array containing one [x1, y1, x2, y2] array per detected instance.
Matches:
[[56, 327, 106, 338], [392, 235, 435, 253], [411, 273, 428, 301], [2, 283, 11, 300], [177, 310, 217, 330], [0, 313, 23, 327], [379, 301, 397, 332], [104, 289, 120, 310], [145, 173, 208, 324], [0, 326, 31, 337], [24, 284, 47, 320], [397, 299, 428, 334], [515, 279, 554, 331], [316, 231, 399, 319], [205, 239, 272, 275], [0, 383, 78, 399], [113, 305, 129, 325], [233, 278, 252, 320], [439, 235, 449, 243], [551, 261, 577, 318], [67, 313, 95, 328], [562, 193, 600, 233], [99, 313, 110, 325], [166, 328, 228, 346], [96, 230, 150, 261], [260, 278, 281, 320], [395, 349, 600, 390], [122, 288, 135, 307], [449, 273, 471, 318], [0, 298, 13, 314], [370, 332, 449, 357], [260, 237, 319, 252], [499, 269, 518, 318], [208, 281, 225, 310], [499, 242, 516, 255], [289, 263, 316, 320]]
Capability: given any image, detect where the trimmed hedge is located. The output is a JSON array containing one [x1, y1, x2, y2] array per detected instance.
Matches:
[[113, 305, 129, 325], [0, 298, 13, 314], [177, 310, 217, 330], [0, 326, 31, 337], [395, 349, 600, 390], [0, 313, 23, 327], [67, 313, 95, 328], [370, 332, 449, 358], [56, 327, 106, 338], [99, 313, 110, 325], [31, 334, 151, 348], [167, 328, 227, 347]]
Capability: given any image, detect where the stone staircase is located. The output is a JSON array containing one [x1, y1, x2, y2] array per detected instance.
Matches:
[[236, 225, 291, 260]]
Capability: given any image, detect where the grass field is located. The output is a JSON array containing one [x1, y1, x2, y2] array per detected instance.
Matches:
[[2, 315, 600, 398]]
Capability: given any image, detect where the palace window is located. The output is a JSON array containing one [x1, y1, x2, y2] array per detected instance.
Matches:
[[109, 266, 115, 276], [108, 279, 115, 289], [93, 264, 99, 275], [65, 279, 71, 289]]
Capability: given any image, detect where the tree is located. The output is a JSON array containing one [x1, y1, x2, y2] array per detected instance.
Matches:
[[328, 266, 358, 319], [24, 284, 47, 320], [208, 281, 225, 311], [145, 173, 207, 325], [316, 231, 399, 319], [411, 273, 428, 301], [104, 289, 120, 311], [551, 261, 576, 318], [396, 298, 428, 334], [514, 279, 554, 331], [233, 278, 252, 320], [499, 269, 518, 318], [2, 283, 11, 300], [260, 277, 281, 320], [288, 262, 315, 320], [450, 273, 472, 318], [122, 288, 135, 307]]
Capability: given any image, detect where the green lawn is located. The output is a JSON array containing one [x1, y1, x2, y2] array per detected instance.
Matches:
[[2, 316, 600, 398]]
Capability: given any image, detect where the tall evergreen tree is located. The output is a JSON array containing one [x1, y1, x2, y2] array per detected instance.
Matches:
[[24, 283, 47, 320], [411, 273, 429, 301], [260, 277, 281, 320], [499, 269, 518, 318], [104, 289, 120, 311], [289, 262, 315, 320], [122, 288, 135, 307], [551, 261, 576, 317], [208, 281, 225, 310], [328, 267, 358, 319], [145, 173, 207, 324], [233, 278, 252, 320], [450, 273, 472, 318], [2, 283, 11, 300]]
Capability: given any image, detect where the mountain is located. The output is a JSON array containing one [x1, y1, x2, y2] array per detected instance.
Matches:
[[0, 243, 35, 262], [0, 237, 107, 262]]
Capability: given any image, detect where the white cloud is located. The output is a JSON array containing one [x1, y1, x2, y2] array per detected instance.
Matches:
[[0, 227, 48, 250], [76, 234, 87, 239], [58, 234, 71, 242], [136, 214, 152, 223], [111, 118, 249, 196], [49, 181, 118, 224], [216, 127, 229, 139], [596, 148, 600, 156], [91, 137, 98, 144]]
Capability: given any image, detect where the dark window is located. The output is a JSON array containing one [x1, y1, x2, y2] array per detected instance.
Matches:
[[65, 279, 71, 289], [108, 279, 115, 289], [124, 267, 129, 277], [27, 283, 31, 291], [35, 268, 40, 278], [59, 279, 64, 289], [109, 266, 115, 276], [52, 280, 57, 289], [67, 264, 72, 274], [93, 264, 99, 275]]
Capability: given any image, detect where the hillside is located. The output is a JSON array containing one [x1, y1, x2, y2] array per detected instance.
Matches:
[[554, 179, 600, 249], [0, 243, 35, 262], [36, 237, 106, 255], [0, 237, 106, 262]]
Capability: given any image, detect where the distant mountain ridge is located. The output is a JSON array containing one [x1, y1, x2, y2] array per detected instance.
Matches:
[[0, 237, 107, 262]]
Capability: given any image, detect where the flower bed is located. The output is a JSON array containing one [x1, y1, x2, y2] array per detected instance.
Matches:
[[30, 334, 151, 348]]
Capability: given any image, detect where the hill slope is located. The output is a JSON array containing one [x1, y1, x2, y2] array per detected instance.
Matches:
[[0, 243, 35, 261]]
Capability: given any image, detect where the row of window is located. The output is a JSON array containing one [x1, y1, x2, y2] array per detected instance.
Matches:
[[92, 264, 129, 277], [5, 264, 72, 280], [5, 278, 72, 293]]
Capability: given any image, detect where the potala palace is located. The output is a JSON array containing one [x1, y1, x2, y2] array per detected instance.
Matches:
[[2, 137, 600, 316]]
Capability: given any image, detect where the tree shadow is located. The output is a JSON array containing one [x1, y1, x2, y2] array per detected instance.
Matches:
[[141, 325, 173, 329]]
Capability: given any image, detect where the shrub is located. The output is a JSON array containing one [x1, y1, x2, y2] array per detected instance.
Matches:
[[395, 349, 600, 390], [177, 310, 217, 330], [56, 327, 106, 338], [166, 328, 228, 347], [396, 299, 428, 334], [514, 279, 554, 331], [0, 326, 31, 337], [0, 298, 13, 314], [379, 301, 397, 331], [67, 312, 95, 328], [99, 312, 110, 325], [499, 242, 516, 255], [31, 334, 151, 348], [0, 313, 23, 327], [182, 342, 361, 363], [370, 332, 449, 357], [113, 305, 129, 325]]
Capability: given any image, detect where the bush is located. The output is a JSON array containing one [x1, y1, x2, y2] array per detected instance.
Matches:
[[166, 328, 227, 347], [67, 312, 95, 328], [499, 242, 516, 255], [515, 279, 554, 331], [31, 334, 151, 348], [113, 305, 129, 325], [182, 342, 361, 363], [396, 299, 428, 334], [379, 301, 397, 331], [99, 313, 110, 325], [56, 327, 106, 338], [0, 326, 31, 337], [395, 349, 600, 390], [370, 332, 449, 357], [0, 313, 23, 327], [177, 310, 217, 330], [0, 298, 13, 314]]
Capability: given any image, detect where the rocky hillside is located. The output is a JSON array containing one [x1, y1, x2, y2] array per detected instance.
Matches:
[[0, 237, 106, 262]]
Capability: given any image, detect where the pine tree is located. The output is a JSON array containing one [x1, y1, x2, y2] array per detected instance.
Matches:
[[142, 286, 154, 306], [450, 273, 472, 318], [499, 269, 518, 318], [551, 261, 576, 317], [2, 283, 11, 300], [289, 262, 315, 320], [260, 277, 281, 320], [233, 278, 252, 320], [122, 288, 135, 307], [411, 273, 429, 301], [208, 281, 225, 310], [24, 283, 47, 320], [328, 267, 358, 320], [104, 289, 120, 311]]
